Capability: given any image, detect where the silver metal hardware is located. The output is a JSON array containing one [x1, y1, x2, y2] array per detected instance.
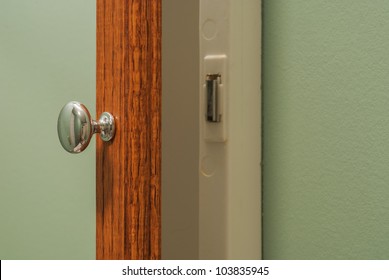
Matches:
[[206, 73, 222, 122], [57, 101, 115, 153]]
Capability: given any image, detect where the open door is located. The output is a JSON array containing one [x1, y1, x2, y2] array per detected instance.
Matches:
[[0, 0, 261, 260]]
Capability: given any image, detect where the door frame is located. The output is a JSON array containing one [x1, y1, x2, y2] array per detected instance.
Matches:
[[163, 0, 262, 259], [198, 0, 262, 259]]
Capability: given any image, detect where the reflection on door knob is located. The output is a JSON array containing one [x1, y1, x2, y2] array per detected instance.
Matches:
[[57, 101, 115, 153]]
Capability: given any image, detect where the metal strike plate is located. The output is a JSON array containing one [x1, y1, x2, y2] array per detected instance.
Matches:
[[206, 73, 222, 123]]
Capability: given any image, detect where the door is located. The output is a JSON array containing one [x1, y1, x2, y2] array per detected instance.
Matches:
[[0, 0, 161, 260], [264, 0, 389, 259], [0, 0, 96, 259]]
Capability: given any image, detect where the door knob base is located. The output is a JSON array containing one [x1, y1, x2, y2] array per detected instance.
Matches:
[[96, 112, 115, 142]]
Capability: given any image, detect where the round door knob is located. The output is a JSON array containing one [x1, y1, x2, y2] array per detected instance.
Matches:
[[57, 101, 115, 153]]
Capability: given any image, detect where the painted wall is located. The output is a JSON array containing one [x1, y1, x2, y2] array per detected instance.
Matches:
[[264, 0, 389, 259], [0, 0, 95, 259]]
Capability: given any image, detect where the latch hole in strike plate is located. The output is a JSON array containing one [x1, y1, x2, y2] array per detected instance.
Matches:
[[206, 73, 222, 123]]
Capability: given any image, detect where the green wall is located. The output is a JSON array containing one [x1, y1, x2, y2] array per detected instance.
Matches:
[[0, 1, 95, 259], [264, 0, 389, 259]]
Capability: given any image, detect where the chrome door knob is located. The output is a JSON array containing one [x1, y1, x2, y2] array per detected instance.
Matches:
[[57, 101, 115, 153]]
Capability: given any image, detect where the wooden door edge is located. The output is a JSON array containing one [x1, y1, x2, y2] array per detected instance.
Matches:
[[96, 0, 161, 260]]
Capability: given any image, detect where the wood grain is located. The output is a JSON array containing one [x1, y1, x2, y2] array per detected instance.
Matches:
[[96, 0, 161, 259]]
